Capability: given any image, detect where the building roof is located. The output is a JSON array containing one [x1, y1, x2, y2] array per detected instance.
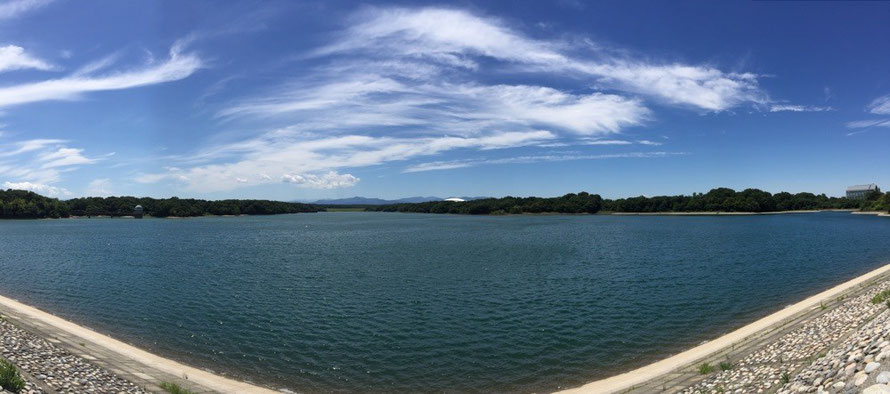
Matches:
[[444, 197, 466, 202], [846, 184, 878, 192]]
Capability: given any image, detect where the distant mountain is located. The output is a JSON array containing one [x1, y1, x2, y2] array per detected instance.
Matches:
[[307, 196, 490, 205]]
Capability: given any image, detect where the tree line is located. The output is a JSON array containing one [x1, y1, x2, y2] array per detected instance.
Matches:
[[3, 187, 888, 219], [368, 188, 890, 215], [0, 189, 320, 219], [367, 192, 604, 215]]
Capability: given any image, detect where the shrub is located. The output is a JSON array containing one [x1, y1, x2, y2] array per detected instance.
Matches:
[[0, 359, 25, 393], [872, 289, 890, 304], [159, 382, 196, 394], [719, 361, 733, 371], [698, 362, 714, 374]]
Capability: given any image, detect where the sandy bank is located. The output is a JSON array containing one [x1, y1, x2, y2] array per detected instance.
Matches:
[[0, 293, 280, 393], [852, 211, 890, 217], [557, 262, 890, 394]]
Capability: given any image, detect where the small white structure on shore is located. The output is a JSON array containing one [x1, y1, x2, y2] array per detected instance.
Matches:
[[134, 205, 143, 219], [846, 184, 880, 200], [444, 197, 465, 202]]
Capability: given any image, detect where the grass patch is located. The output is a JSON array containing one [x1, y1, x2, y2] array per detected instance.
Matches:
[[0, 359, 25, 393], [872, 289, 890, 304], [159, 382, 196, 394], [698, 362, 714, 374], [719, 361, 733, 371], [780, 371, 791, 384]]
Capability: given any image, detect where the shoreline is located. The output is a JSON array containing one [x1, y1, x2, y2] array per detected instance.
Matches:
[[607, 210, 822, 216], [558, 262, 890, 393], [0, 292, 280, 393]]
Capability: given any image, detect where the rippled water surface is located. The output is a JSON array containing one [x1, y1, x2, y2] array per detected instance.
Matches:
[[1, 212, 890, 392]]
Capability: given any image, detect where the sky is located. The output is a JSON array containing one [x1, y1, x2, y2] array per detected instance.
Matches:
[[0, 0, 888, 201]]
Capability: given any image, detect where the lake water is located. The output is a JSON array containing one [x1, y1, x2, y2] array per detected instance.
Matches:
[[1, 212, 889, 392]]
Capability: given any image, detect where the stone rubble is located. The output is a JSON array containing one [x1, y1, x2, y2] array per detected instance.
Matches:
[[682, 281, 890, 393], [0, 316, 146, 394]]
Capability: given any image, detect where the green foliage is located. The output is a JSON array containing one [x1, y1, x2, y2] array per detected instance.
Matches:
[[0, 359, 25, 393], [368, 188, 865, 215], [159, 381, 196, 394], [780, 371, 791, 384], [604, 188, 862, 213], [872, 289, 890, 304], [368, 192, 603, 215], [0, 189, 321, 219], [863, 192, 890, 212], [0, 189, 69, 218], [698, 362, 714, 374], [719, 361, 733, 371]]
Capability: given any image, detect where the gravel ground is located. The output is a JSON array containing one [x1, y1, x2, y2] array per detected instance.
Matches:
[[681, 280, 890, 393], [0, 316, 147, 394]]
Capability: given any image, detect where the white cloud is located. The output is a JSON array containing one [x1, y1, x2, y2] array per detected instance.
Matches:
[[636, 140, 663, 146], [38, 147, 97, 168], [0, 43, 201, 108], [769, 104, 834, 112], [0, 0, 52, 20], [137, 130, 555, 192], [404, 151, 685, 173], [282, 171, 359, 189], [221, 74, 648, 137], [0, 138, 103, 185], [846, 119, 890, 129], [867, 94, 890, 115], [314, 7, 768, 111], [580, 139, 633, 145], [85, 178, 112, 196], [2, 181, 70, 197], [0, 45, 54, 72]]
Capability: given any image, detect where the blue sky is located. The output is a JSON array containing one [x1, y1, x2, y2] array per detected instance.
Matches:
[[0, 0, 888, 200]]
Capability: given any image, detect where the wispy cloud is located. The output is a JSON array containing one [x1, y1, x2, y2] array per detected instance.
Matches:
[[1, 181, 70, 197], [769, 104, 834, 112], [0, 138, 105, 185], [404, 151, 685, 173], [0, 42, 201, 108], [221, 77, 649, 136], [0, 45, 54, 72], [85, 178, 112, 197], [137, 130, 556, 192], [0, 0, 52, 20], [867, 94, 890, 115], [846, 119, 890, 129], [313, 7, 768, 111]]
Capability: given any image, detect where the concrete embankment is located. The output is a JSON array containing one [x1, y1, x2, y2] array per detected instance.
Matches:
[[558, 263, 890, 393], [0, 293, 279, 393]]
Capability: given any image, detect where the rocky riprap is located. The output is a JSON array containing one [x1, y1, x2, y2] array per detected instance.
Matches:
[[778, 303, 890, 393], [681, 281, 890, 393], [0, 316, 146, 394]]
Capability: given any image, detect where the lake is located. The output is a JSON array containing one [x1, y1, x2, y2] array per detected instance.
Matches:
[[1, 212, 889, 392]]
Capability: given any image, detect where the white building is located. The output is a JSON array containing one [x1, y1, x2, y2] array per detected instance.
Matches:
[[846, 184, 880, 200], [444, 197, 466, 202]]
